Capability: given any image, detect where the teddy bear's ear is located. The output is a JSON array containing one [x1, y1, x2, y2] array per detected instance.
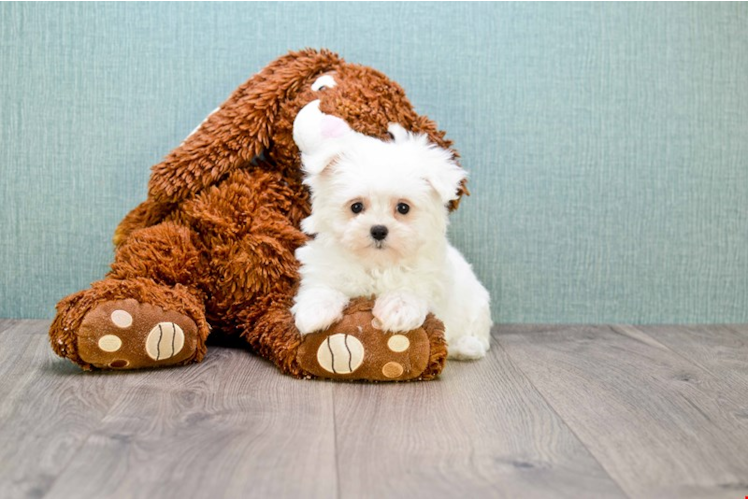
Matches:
[[147, 49, 344, 204], [294, 99, 353, 177]]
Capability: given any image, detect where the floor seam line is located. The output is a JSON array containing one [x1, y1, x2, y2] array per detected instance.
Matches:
[[41, 372, 151, 498], [492, 327, 633, 499], [612, 325, 725, 382], [332, 384, 342, 499]]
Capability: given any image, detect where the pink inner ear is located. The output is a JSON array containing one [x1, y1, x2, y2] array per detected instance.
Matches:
[[321, 115, 349, 139]]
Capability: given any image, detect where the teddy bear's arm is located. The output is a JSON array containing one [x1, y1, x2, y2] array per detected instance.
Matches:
[[147, 49, 343, 205]]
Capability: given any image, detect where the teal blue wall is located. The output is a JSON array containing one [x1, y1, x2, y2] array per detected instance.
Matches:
[[1, 3, 746, 322]]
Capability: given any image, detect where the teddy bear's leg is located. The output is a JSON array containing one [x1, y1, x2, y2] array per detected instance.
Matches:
[[49, 222, 210, 370], [223, 219, 448, 381], [239, 295, 449, 381]]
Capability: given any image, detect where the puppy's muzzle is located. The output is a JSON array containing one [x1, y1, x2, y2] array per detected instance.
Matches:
[[370, 225, 388, 241]]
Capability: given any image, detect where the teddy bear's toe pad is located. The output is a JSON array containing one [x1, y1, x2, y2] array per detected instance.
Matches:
[[77, 298, 199, 369]]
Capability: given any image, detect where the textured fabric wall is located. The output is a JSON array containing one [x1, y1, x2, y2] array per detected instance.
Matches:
[[1, 3, 746, 322]]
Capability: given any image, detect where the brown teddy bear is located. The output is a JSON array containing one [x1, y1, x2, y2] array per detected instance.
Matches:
[[49, 48, 466, 381]]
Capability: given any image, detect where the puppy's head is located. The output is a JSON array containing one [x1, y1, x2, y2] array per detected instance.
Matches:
[[295, 104, 465, 265]]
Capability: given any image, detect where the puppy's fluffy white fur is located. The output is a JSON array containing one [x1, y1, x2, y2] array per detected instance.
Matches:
[[291, 101, 491, 360]]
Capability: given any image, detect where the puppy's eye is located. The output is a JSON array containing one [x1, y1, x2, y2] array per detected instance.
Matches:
[[396, 203, 410, 215], [351, 202, 364, 214]]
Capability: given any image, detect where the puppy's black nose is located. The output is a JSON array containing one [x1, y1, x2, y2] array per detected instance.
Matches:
[[370, 225, 388, 241]]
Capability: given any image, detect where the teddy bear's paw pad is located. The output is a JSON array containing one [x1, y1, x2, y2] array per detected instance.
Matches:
[[316, 333, 365, 375], [77, 299, 199, 369], [144, 322, 186, 361], [297, 304, 434, 381]]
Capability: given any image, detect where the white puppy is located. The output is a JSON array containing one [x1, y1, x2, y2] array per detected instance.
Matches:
[[291, 101, 491, 360]]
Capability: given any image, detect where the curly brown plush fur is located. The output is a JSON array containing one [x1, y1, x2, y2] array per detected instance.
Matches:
[[50, 49, 461, 380]]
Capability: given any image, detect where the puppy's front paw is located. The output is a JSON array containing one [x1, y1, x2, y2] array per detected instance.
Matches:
[[292, 290, 348, 335], [373, 291, 428, 333], [448, 336, 488, 360]]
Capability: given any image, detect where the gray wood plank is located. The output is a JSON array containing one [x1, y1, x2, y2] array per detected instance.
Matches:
[[497, 324, 748, 498], [0, 321, 136, 498], [628, 324, 748, 397], [0, 321, 337, 499], [0, 320, 40, 379], [726, 325, 748, 335], [7, 321, 748, 499], [332, 339, 626, 498], [44, 346, 337, 498], [0, 318, 21, 334]]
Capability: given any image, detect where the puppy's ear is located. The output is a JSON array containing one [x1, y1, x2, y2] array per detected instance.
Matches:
[[301, 152, 340, 179], [390, 123, 467, 206], [407, 115, 468, 211], [294, 99, 352, 176], [424, 154, 468, 206]]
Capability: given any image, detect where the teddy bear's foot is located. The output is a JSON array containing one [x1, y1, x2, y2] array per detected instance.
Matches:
[[296, 298, 448, 381], [75, 298, 200, 370], [50, 278, 210, 370]]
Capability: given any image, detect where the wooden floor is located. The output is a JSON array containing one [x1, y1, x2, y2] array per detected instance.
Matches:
[[1, 320, 747, 498]]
